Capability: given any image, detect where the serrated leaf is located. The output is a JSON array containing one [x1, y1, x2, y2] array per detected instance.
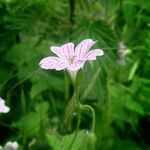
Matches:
[[12, 102, 49, 137], [12, 112, 41, 137]]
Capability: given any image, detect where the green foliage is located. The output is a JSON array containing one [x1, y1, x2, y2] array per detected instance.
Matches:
[[31, 72, 64, 98], [12, 102, 49, 137]]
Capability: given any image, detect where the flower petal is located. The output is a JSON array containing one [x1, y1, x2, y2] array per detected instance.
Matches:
[[39, 56, 67, 70], [61, 42, 74, 59], [0, 106, 10, 113], [85, 49, 104, 60], [75, 39, 96, 59], [50, 46, 66, 60], [0, 99, 10, 113]]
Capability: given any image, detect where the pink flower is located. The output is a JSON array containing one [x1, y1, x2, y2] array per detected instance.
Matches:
[[39, 39, 104, 72], [0, 97, 10, 113]]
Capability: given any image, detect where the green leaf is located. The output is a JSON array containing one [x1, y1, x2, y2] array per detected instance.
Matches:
[[123, 1, 136, 26], [112, 139, 142, 150], [47, 130, 88, 150], [31, 72, 64, 98], [36, 101, 49, 115], [12, 102, 49, 137], [12, 112, 41, 137], [81, 67, 101, 101], [125, 98, 144, 115], [4, 43, 34, 64], [0, 66, 10, 85], [128, 59, 140, 81]]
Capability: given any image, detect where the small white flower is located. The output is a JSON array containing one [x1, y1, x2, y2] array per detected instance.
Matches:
[[117, 41, 130, 65], [0, 145, 3, 150], [0, 97, 10, 113], [4, 141, 19, 150], [118, 41, 127, 58]]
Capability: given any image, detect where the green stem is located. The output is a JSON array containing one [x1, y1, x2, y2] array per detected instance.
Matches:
[[80, 104, 95, 132], [68, 111, 81, 150], [67, 70, 95, 149], [75, 83, 79, 106], [68, 74, 81, 149]]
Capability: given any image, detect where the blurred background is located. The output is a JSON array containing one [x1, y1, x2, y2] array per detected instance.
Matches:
[[0, 0, 150, 149]]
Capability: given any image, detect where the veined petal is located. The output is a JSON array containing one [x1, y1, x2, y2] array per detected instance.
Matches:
[[39, 56, 67, 70], [61, 42, 74, 59], [50, 46, 66, 60], [85, 49, 104, 60], [75, 39, 96, 59]]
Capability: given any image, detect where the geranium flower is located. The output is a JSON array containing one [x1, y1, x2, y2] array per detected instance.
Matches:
[[39, 39, 104, 71], [0, 97, 10, 113]]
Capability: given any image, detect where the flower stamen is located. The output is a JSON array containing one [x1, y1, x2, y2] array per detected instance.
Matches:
[[68, 56, 76, 65]]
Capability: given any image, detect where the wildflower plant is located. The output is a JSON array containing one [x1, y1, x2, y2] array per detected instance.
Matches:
[[39, 39, 104, 148], [39, 39, 104, 81], [0, 0, 149, 149]]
